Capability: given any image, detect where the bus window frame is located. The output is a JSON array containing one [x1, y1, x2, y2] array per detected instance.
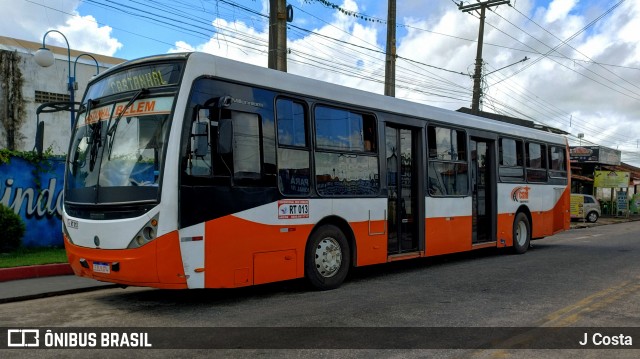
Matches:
[[312, 103, 380, 198], [498, 136, 525, 183], [525, 141, 548, 183], [426, 124, 469, 197], [548, 144, 568, 179], [275, 96, 312, 197]]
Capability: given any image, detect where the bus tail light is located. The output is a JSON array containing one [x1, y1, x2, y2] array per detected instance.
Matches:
[[127, 214, 160, 249]]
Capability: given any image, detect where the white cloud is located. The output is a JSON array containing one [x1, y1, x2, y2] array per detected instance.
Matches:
[[170, 18, 269, 67], [545, 0, 579, 23], [56, 15, 122, 56], [0, 0, 121, 56]]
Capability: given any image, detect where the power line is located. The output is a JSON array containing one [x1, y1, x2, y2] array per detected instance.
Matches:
[[27, 0, 640, 163], [508, 2, 640, 95], [470, 7, 640, 105], [491, 1, 631, 91]]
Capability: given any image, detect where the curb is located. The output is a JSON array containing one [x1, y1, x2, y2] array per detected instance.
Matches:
[[0, 284, 120, 304], [571, 216, 640, 230], [0, 263, 73, 282], [0, 284, 121, 304]]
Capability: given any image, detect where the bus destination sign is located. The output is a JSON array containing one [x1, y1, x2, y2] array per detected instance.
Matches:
[[85, 63, 183, 100], [107, 70, 167, 94]]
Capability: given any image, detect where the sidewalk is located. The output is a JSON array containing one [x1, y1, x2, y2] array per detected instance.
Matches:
[[570, 214, 640, 229], [0, 275, 117, 303], [1, 215, 638, 304], [0, 264, 118, 304]]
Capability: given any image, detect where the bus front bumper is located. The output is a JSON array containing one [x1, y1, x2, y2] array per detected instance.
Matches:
[[64, 231, 187, 289]]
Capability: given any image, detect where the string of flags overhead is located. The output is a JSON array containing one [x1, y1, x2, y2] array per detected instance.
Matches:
[[307, 0, 399, 26]]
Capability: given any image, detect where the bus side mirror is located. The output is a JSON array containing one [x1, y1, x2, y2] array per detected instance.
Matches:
[[218, 119, 233, 154]]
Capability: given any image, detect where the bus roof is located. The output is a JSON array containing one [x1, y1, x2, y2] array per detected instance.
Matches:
[[102, 52, 567, 145]]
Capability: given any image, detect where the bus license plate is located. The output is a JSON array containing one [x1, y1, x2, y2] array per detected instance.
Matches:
[[93, 262, 110, 274]]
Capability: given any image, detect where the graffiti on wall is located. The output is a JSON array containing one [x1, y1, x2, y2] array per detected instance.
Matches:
[[0, 156, 64, 247]]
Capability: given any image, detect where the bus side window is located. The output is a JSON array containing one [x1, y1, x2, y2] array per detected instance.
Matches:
[[229, 111, 262, 182], [499, 137, 524, 182], [427, 125, 468, 196], [548, 145, 567, 178], [314, 105, 380, 196], [276, 98, 310, 196], [525, 142, 547, 182]]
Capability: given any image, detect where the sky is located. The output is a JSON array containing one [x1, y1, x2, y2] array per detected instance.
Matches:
[[2, 0, 640, 166]]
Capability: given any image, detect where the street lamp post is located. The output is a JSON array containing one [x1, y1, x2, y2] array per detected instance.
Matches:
[[34, 30, 75, 129], [73, 54, 100, 90]]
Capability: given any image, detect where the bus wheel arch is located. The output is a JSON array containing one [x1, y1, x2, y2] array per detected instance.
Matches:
[[304, 217, 355, 290], [512, 207, 531, 254]]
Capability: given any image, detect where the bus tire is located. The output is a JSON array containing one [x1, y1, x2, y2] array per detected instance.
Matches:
[[512, 212, 530, 254], [305, 225, 350, 290]]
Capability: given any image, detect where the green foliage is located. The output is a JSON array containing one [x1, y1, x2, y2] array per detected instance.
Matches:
[[0, 148, 54, 165], [0, 148, 57, 191], [0, 203, 26, 252], [0, 247, 67, 268]]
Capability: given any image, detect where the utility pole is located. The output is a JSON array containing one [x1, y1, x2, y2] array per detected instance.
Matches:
[[268, 0, 288, 71], [384, 0, 397, 97], [459, 0, 510, 113]]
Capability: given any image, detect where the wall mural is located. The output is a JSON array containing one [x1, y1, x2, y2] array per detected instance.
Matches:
[[0, 156, 64, 247]]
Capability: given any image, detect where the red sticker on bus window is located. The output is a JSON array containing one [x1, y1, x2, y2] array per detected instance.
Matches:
[[278, 200, 310, 219]]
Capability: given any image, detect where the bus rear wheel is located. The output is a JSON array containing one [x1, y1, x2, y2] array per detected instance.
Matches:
[[305, 225, 350, 290], [512, 212, 530, 254]]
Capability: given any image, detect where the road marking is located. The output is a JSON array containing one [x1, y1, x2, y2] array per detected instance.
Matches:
[[461, 276, 640, 358], [560, 233, 605, 241], [540, 276, 640, 327]]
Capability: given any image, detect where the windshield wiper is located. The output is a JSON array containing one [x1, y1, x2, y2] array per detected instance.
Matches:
[[80, 99, 101, 172], [107, 88, 149, 159]]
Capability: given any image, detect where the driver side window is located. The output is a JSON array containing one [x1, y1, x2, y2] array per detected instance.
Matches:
[[182, 79, 264, 185]]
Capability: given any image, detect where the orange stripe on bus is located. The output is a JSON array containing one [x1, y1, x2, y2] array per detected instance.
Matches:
[[202, 216, 389, 288], [204, 216, 312, 288], [425, 216, 473, 256]]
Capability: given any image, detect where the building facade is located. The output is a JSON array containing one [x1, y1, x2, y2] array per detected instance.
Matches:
[[0, 35, 123, 154], [0, 36, 123, 247]]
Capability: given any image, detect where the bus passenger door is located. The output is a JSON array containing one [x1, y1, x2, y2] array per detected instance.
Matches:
[[386, 126, 420, 254], [470, 138, 496, 244]]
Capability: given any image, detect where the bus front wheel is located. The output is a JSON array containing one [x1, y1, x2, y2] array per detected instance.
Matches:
[[512, 212, 531, 254], [305, 225, 350, 290]]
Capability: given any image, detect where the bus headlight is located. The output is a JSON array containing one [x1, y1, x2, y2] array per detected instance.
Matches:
[[127, 214, 159, 249]]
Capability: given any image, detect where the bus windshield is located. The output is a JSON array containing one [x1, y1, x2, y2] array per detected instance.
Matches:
[[65, 62, 183, 209], [66, 95, 173, 205]]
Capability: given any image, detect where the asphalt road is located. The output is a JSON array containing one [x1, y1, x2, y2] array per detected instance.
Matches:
[[1, 221, 639, 358]]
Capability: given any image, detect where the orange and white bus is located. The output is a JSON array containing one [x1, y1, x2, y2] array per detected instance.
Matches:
[[63, 52, 570, 290]]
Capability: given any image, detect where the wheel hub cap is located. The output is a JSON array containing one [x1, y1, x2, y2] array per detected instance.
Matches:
[[516, 221, 527, 245], [315, 238, 342, 278]]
